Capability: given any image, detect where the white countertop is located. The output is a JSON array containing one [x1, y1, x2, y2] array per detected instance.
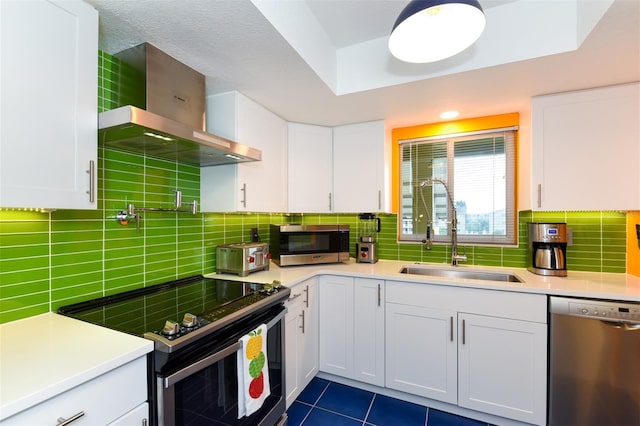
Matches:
[[2, 261, 637, 421], [0, 312, 153, 421], [207, 259, 640, 302]]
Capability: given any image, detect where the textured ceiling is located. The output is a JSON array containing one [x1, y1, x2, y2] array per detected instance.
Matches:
[[87, 0, 640, 128]]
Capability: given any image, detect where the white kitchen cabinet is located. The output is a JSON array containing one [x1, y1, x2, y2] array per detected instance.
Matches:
[[457, 313, 547, 422], [352, 276, 385, 385], [284, 278, 318, 407], [318, 275, 385, 386], [333, 120, 389, 213], [531, 82, 640, 210], [2, 356, 148, 425], [287, 122, 333, 213], [0, 0, 98, 209], [201, 91, 287, 212], [385, 281, 547, 426], [318, 275, 353, 376], [287, 120, 390, 213], [385, 303, 458, 404]]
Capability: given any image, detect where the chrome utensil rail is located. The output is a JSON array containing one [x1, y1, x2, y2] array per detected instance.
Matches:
[[116, 190, 198, 230]]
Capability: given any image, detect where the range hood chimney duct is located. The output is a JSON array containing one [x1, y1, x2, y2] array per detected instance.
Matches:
[[98, 43, 261, 167]]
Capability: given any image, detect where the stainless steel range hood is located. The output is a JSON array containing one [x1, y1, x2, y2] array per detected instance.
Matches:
[[98, 43, 261, 167]]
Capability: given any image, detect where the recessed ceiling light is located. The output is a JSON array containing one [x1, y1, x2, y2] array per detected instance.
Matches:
[[440, 110, 460, 120]]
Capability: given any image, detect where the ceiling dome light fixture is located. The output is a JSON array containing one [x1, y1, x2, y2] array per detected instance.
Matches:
[[389, 0, 486, 63]]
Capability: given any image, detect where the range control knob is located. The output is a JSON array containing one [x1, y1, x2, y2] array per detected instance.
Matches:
[[182, 313, 198, 328], [162, 320, 180, 336]]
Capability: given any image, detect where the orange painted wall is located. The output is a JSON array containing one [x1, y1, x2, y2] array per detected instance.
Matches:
[[628, 211, 640, 276], [390, 113, 520, 214]]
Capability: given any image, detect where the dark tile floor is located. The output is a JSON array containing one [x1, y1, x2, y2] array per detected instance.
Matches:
[[287, 377, 492, 426]]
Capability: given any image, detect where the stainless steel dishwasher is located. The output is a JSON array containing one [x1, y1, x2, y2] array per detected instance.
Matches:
[[549, 296, 640, 426]]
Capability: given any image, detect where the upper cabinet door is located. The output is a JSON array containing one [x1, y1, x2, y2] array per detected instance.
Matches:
[[201, 91, 288, 212], [0, 0, 98, 209], [333, 120, 389, 213], [235, 94, 288, 212], [288, 120, 390, 214], [287, 123, 333, 213], [531, 83, 640, 211]]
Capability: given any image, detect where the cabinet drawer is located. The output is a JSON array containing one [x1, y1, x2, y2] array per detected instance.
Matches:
[[4, 357, 147, 425]]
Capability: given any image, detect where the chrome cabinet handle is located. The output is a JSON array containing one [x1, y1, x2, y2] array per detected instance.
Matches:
[[299, 310, 305, 334], [377, 283, 381, 307], [303, 285, 309, 308], [328, 193, 332, 211], [378, 190, 381, 210], [450, 316, 454, 342], [462, 319, 466, 345], [241, 183, 247, 208], [537, 184, 542, 208], [57, 411, 85, 426], [87, 160, 95, 203]]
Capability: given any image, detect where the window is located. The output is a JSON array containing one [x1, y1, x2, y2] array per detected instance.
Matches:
[[399, 127, 517, 245]]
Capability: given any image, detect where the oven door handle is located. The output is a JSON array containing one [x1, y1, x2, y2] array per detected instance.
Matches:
[[162, 308, 286, 388]]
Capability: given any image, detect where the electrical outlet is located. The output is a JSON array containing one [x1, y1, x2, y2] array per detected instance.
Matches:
[[567, 228, 573, 246]]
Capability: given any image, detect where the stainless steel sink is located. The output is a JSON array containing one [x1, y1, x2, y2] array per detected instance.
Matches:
[[400, 265, 523, 283]]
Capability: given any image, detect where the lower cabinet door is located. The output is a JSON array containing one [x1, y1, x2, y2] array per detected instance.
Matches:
[[298, 280, 318, 388], [318, 275, 354, 377], [457, 313, 547, 425], [284, 279, 319, 408], [385, 303, 457, 404], [285, 294, 304, 407], [353, 278, 385, 386]]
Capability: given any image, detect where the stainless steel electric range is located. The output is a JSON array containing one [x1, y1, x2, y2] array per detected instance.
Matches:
[[58, 275, 290, 426]]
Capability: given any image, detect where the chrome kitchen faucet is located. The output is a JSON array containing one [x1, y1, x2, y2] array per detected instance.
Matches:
[[420, 178, 467, 266]]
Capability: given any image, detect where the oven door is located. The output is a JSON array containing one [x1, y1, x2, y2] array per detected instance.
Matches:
[[156, 307, 286, 426]]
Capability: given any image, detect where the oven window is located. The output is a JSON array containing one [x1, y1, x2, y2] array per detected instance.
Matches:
[[168, 321, 284, 426]]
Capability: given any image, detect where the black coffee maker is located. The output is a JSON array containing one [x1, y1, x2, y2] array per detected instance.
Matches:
[[527, 223, 567, 276]]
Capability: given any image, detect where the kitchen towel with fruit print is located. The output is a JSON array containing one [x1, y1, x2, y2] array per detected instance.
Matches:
[[237, 324, 270, 418]]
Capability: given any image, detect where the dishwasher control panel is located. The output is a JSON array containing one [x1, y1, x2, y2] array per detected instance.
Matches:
[[569, 300, 640, 321], [550, 296, 640, 323]]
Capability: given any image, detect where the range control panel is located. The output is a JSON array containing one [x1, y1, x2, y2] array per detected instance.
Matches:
[[568, 300, 640, 322]]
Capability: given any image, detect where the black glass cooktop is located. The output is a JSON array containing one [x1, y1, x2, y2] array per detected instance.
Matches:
[[58, 275, 288, 351]]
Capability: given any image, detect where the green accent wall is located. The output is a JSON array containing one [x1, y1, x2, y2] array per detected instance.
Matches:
[[0, 51, 628, 324]]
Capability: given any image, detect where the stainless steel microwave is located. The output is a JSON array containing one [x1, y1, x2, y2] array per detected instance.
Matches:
[[269, 224, 350, 266]]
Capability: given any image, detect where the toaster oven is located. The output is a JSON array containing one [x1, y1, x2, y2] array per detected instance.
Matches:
[[216, 242, 270, 276]]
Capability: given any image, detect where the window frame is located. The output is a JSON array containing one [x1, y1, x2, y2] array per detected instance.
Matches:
[[398, 126, 518, 246]]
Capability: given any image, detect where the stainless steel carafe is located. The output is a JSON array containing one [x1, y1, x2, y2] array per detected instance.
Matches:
[[528, 223, 567, 276], [534, 245, 565, 270]]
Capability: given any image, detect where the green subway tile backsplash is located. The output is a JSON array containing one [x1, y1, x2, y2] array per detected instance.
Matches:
[[0, 51, 631, 323]]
